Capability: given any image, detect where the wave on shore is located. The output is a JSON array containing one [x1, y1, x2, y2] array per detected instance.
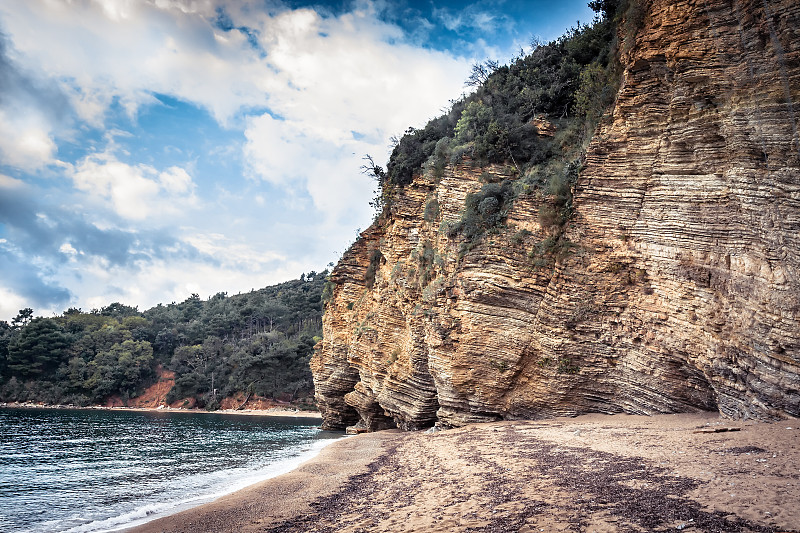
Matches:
[[83, 438, 343, 533]]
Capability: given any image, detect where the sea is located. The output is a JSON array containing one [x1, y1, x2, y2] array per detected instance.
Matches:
[[0, 407, 343, 532]]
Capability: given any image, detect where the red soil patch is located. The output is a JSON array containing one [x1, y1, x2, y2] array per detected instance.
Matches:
[[129, 367, 175, 408], [101, 368, 308, 411], [103, 365, 176, 408], [219, 392, 290, 411]]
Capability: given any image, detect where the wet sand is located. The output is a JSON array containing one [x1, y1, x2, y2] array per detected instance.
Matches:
[[130, 412, 800, 532]]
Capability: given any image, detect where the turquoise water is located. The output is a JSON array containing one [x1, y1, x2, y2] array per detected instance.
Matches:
[[0, 407, 341, 532]]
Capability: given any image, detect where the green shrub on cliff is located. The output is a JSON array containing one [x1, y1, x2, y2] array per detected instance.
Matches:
[[386, 112, 463, 187], [365, 248, 384, 289], [448, 180, 516, 256], [374, 0, 626, 203], [438, 0, 624, 260]]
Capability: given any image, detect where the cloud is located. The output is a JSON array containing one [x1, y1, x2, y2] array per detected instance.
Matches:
[[72, 251, 309, 314], [0, 286, 32, 324], [244, 114, 309, 187], [0, 110, 57, 171], [0, 172, 203, 270], [0, 182, 74, 316], [433, 4, 507, 33], [0, 1, 471, 181], [239, 2, 471, 225], [251, 5, 469, 135], [0, 168, 311, 319], [0, 173, 25, 190], [0, 0, 480, 320], [0, 33, 67, 171], [69, 140, 199, 222], [184, 232, 286, 270], [0, 172, 222, 318], [0, 248, 73, 317], [158, 166, 193, 194], [0, 0, 268, 125]]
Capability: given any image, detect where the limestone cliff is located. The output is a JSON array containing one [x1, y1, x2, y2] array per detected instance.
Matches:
[[311, 0, 800, 430]]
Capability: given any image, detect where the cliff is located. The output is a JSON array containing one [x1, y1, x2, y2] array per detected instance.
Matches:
[[311, 0, 800, 430]]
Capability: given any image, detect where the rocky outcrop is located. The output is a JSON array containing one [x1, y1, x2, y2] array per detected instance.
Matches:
[[311, 0, 800, 430]]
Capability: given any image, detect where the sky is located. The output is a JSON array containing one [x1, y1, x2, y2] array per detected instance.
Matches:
[[0, 0, 595, 321]]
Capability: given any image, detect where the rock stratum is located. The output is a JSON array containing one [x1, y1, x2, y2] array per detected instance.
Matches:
[[312, 0, 800, 430]]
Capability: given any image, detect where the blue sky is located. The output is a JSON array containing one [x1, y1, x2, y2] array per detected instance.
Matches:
[[0, 0, 595, 321]]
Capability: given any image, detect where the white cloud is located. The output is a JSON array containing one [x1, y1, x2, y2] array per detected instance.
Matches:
[[1, 0, 471, 160], [0, 0, 268, 124], [0, 287, 29, 323], [0, 110, 57, 171], [159, 166, 193, 194], [432, 4, 507, 34], [65, 86, 113, 128], [0, 173, 27, 190], [59, 242, 80, 259], [70, 149, 198, 222], [434, 9, 464, 32], [253, 6, 469, 136], [0, 0, 479, 318], [472, 12, 498, 32], [184, 232, 286, 269], [240, 3, 471, 230], [1, 1, 471, 190], [48, 238, 305, 317], [244, 114, 308, 187]]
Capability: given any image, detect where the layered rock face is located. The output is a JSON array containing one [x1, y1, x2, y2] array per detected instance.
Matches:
[[311, 0, 800, 430]]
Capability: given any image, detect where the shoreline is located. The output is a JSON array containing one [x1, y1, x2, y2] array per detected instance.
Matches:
[[127, 430, 387, 533], [0, 402, 323, 419], [129, 412, 800, 532], [117, 435, 347, 532]]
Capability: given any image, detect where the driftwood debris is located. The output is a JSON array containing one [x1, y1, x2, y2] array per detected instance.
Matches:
[[236, 393, 252, 410], [692, 427, 742, 434]]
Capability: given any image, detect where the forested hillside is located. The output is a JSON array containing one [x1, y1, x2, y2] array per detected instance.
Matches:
[[0, 271, 328, 409]]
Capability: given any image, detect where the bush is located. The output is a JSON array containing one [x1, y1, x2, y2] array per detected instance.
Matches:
[[415, 241, 436, 288], [425, 137, 452, 180], [557, 356, 580, 374], [424, 198, 440, 222], [365, 248, 383, 289], [386, 111, 462, 187], [528, 236, 577, 269], [321, 280, 335, 306], [449, 180, 516, 255], [380, 0, 625, 188]]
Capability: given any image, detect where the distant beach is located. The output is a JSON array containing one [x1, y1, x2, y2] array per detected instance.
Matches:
[[130, 412, 800, 533], [0, 402, 323, 419]]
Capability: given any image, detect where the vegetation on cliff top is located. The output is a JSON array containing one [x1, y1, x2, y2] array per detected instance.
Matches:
[[358, 0, 637, 272], [397, 3, 618, 173], [0, 272, 328, 409]]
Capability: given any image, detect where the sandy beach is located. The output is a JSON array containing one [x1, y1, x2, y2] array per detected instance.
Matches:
[[130, 412, 799, 533]]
